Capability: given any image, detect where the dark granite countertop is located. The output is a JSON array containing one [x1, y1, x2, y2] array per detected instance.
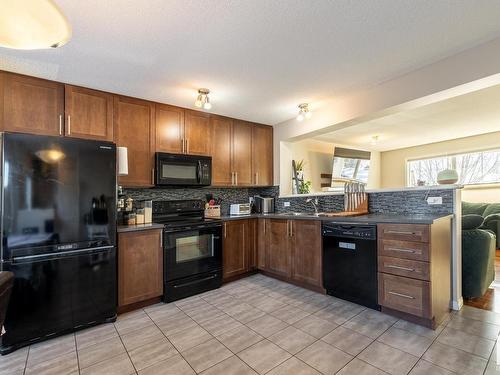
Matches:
[[220, 213, 453, 224], [117, 223, 165, 233]]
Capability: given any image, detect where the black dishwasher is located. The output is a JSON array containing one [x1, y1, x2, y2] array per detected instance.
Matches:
[[322, 223, 379, 310]]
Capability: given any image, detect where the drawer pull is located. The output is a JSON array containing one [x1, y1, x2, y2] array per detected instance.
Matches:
[[388, 291, 415, 299], [387, 247, 416, 253], [386, 230, 416, 235], [386, 265, 415, 272]]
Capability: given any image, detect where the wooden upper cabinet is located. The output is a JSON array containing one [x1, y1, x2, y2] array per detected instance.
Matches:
[[252, 125, 273, 186], [266, 219, 292, 278], [1, 72, 64, 136], [114, 96, 155, 187], [232, 120, 253, 186], [155, 103, 184, 154], [184, 110, 211, 156], [64, 85, 113, 141], [211, 116, 233, 185], [291, 220, 322, 287], [118, 229, 163, 307]]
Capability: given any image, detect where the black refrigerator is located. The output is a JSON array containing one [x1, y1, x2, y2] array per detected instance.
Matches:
[[0, 133, 117, 354]]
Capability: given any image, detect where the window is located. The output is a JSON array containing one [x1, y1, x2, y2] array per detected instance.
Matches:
[[331, 147, 371, 186], [407, 149, 500, 187]]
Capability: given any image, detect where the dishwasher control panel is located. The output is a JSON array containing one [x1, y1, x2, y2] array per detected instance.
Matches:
[[322, 223, 376, 240]]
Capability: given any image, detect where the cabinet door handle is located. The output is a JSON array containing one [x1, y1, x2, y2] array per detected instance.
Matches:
[[67, 115, 71, 135], [387, 247, 416, 254], [59, 115, 63, 135], [386, 230, 416, 235], [388, 291, 415, 299], [186, 138, 189, 154], [386, 265, 415, 272], [235, 172, 238, 185], [255, 172, 259, 185], [263, 220, 266, 235], [151, 169, 155, 185], [289, 221, 293, 237], [181, 138, 184, 153], [223, 222, 227, 238]]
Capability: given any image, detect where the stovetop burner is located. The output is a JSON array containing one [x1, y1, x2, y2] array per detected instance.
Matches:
[[152, 199, 221, 230]]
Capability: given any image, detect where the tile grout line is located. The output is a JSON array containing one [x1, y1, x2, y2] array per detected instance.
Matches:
[[143, 304, 200, 374], [73, 333, 82, 375], [115, 313, 140, 375], [22, 345, 30, 375]]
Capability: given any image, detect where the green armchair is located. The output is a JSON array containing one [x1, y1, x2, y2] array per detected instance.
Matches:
[[462, 214, 496, 298], [462, 202, 500, 248]]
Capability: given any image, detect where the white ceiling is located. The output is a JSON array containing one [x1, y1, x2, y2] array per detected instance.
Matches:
[[2, 1, 500, 125], [314, 83, 500, 151]]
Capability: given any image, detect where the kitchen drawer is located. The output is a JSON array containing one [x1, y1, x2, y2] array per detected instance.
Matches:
[[378, 239, 430, 261], [378, 256, 430, 281], [378, 224, 429, 243], [378, 273, 430, 318]]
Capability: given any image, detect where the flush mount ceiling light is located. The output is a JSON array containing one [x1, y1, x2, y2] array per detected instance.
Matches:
[[296, 103, 312, 122], [194, 88, 212, 110], [371, 135, 379, 145], [0, 0, 72, 50]]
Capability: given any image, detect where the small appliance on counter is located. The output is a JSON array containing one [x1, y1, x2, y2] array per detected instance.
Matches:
[[254, 196, 275, 214], [230, 203, 251, 216]]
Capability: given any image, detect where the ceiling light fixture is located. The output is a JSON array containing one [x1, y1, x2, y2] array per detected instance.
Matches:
[[296, 103, 312, 122], [194, 88, 212, 110], [0, 0, 72, 50], [371, 135, 379, 145]]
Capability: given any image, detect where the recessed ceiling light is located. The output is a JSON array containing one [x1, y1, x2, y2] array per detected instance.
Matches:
[[297, 103, 312, 121], [194, 88, 212, 110], [0, 0, 72, 50]]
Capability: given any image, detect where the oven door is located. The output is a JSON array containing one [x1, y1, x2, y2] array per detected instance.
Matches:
[[164, 224, 222, 281], [155, 153, 208, 186]]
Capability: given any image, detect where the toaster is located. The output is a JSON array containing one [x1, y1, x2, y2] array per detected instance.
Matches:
[[230, 203, 251, 216], [254, 196, 275, 214]]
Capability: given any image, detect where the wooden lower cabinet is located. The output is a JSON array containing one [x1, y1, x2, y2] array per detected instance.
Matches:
[[291, 220, 322, 287], [377, 219, 452, 328], [257, 218, 323, 290], [266, 219, 292, 278], [118, 229, 163, 308], [223, 219, 256, 281]]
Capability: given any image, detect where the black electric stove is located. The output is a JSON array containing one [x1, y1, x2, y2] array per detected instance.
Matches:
[[153, 200, 223, 302]]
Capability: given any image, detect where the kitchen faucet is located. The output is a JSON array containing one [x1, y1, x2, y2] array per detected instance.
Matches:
[[306, 198, 319, 214]]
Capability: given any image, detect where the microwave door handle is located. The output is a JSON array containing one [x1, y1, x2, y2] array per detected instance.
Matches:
[[196, 161, 201, 183]]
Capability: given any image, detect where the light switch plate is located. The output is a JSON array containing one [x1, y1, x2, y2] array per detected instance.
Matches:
[[283, 201, 290, 207], [427, 196, 443, 205]]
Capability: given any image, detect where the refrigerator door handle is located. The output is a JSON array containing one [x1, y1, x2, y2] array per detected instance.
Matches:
[[12, 245, 114, 262]]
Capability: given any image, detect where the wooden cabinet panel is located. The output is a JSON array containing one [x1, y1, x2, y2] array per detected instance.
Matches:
[[232, 120, 253, 186], [378, 273, 431, 319], [378, 256, 430, 281], [223, 220, 248, 280], [291, 220, 322, 287], [378, 239, 430, 262], [378, 224, 429, 243], [115, 96, 155, 187], [155, 103, 184, 153], [267, 219, 292, 278], [118, 229, 163, 307], [257, 219, 267, 270], [1, 72, 64, 136], [211, 116, 233, 185], [248, 219, 257, 270], [252, 125, 273, 186], [65, 85, 113, 141], [184, 110, 211, 156]]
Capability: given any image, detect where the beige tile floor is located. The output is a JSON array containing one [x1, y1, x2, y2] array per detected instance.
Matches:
[[2, 274, 500, 375]]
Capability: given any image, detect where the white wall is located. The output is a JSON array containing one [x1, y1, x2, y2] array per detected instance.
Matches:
[[380, 130, 500, 203], [280, 139, 381, 196], [273, 37, 500, 187]]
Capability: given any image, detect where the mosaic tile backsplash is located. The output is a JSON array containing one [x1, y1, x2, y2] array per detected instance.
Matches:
[[124, 186, 455, 216]]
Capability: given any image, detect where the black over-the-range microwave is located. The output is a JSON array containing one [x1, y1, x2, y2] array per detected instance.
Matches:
[[155, 152, 212, 187]]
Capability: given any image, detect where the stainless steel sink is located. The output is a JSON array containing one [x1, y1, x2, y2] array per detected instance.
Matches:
[[277, 212, 318, 217]]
